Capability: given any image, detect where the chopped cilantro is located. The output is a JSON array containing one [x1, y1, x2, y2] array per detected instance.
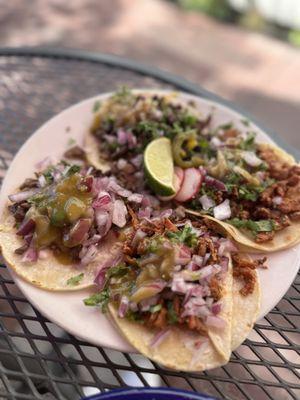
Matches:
[[65, 164, 81, 176], [67, 273, 84, 286], [28, 192, 47, 206], [42, 167, 54, 184], [150, 304, 162, 313], [239, 132, 256, 151], [106, 264, 130, 279], [227, 218, 275, 234], [147, 237, 163, 253], [167, 224, 198, 248], [83, 289, 110, 312], [167, 302, 178, 324], [93, 100, 101, 113]]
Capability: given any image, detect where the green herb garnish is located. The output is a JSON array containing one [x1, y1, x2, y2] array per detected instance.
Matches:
[[227, 218, 275, 234], [67, 273, 84, 286], [239, 132, 256, 151], [83, 289, 110, 312], [167, 302, 178, 324], [93, 100, 101, 113], [167, 224, 198, 248], [65, 165, 81, 176]]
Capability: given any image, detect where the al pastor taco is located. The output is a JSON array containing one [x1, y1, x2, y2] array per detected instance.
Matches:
[[85, 89, 300, 252], [84, 210, 261, 371]]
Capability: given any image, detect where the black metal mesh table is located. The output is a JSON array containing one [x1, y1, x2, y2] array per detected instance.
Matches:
[[0, 48, 299, 400]]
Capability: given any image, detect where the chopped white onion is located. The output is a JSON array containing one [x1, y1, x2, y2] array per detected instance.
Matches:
[[199, 194, 215, 211], [112, 199, 128, 228], [213, 199, 231, 220], [273, 196, 283, 205], [242, 151, 262, 167]]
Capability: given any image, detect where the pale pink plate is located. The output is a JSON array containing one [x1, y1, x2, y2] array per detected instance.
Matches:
[[0, 90, 299, 352]]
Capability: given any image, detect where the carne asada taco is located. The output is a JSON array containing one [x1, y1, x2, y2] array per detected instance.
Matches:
[[84, 210, 261, 371], [86, 88, 300, 252], [0, 160, 151, 290]]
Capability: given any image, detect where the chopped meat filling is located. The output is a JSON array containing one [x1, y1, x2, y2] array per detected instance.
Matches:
[[232, 254, 266, 296]]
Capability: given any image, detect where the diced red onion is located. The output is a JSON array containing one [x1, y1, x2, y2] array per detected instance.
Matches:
[[199, 194, 215, 211], [8, 189, 39, 203], [204, 175, 227, 192], [16, 218, 36, 237], [217, 238, 238, 256], [126, 131, 137, 149], [64, 219, 91, 247], [171, 274, 194, 294], [206, 315, 226, 329], [83, 234, 101, 247], [211, 302, 222, 315], [242, 151, 262, 167], [140, 295, 159, 312], [92, 177, 110, 194], [131, 154, 143, 168], [150, 328, 171, 348], [174, 245, 191, 265], [21, 244, 38, 263], [80, 244, 98, 265], [108, 180, 132, 198], [141, 194, 159, 208], [118, 296, 129, 318], [203, 252, 210, 266], [192, 255, 204, 266], [117, 129, 127, 145], [38, 175, 47, 188], [186, 261, 199, 271], [95, 209, 112, 237], [128, 193, 143, 203], [94, 253, 123, 287], [92, 191, 112, 211], [213, 199, 231, 220], [112, 199, 128, 228], [137, 207, 152, 219], [81, 176, 94, 192], [273, 196, 283, 205]]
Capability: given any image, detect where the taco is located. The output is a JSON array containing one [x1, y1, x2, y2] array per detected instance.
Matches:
[[84, 210, 261, 371], [85, 88, 300, 252], [0, 160, 151, 290]]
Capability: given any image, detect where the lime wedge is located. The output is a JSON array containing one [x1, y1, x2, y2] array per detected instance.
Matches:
[[144, 137, 175, 196]]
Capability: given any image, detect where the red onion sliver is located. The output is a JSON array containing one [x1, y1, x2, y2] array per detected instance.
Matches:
[[150, 328, 171, 348]]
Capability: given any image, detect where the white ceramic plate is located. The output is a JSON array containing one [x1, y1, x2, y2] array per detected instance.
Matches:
[[1, 90, 299, 353]]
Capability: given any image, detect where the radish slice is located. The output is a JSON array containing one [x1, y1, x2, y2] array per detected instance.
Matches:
[[159, 166, 184, 201], [174, 168, 202, 202]]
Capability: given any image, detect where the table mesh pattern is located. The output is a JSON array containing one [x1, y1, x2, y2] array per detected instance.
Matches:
[[0, 54, 299, 400]]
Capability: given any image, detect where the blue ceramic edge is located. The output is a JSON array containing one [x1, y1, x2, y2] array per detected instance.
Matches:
[[83, 387, 219, 400]]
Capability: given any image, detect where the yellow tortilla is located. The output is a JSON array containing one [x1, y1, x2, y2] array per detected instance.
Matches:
[[186, 143, 300, 252], [0, 207, 121, 291], [85, 132, 110, 173], [231, 268, 260, 350], [108, 257, 234, 372], [108, 255, 260, 371]]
